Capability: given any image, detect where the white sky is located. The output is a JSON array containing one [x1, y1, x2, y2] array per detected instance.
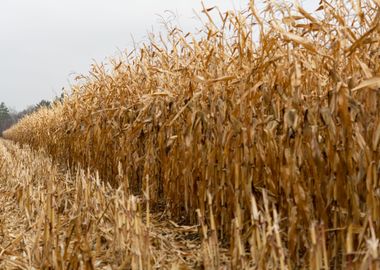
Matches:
[[0, 0, 318, 111]]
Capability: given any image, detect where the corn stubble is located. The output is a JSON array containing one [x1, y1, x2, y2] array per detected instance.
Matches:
[[0, 140, 205, 269], [3, 0, 380, 269]]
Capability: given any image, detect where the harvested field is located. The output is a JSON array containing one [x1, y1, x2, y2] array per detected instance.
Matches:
[[2, 0, 380, 269], [0, 139, 210, 269]]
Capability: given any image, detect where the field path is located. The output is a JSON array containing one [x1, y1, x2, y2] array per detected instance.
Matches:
[[0, 139, 216, 270]]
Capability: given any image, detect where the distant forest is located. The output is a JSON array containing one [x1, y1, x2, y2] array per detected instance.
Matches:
[[0, 94, 64, 135]]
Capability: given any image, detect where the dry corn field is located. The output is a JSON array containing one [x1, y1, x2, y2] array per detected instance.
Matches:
[[2, 0, 380, 269]]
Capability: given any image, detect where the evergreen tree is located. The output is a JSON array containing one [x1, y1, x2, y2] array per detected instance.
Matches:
[[0, 102, 9, 118], [0, 102, 11, 134]]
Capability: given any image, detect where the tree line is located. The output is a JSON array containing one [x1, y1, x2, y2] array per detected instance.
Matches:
[[0, 94, 64, 135]]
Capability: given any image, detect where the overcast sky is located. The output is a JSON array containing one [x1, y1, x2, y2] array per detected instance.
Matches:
[[0, 0, 317, 111]]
